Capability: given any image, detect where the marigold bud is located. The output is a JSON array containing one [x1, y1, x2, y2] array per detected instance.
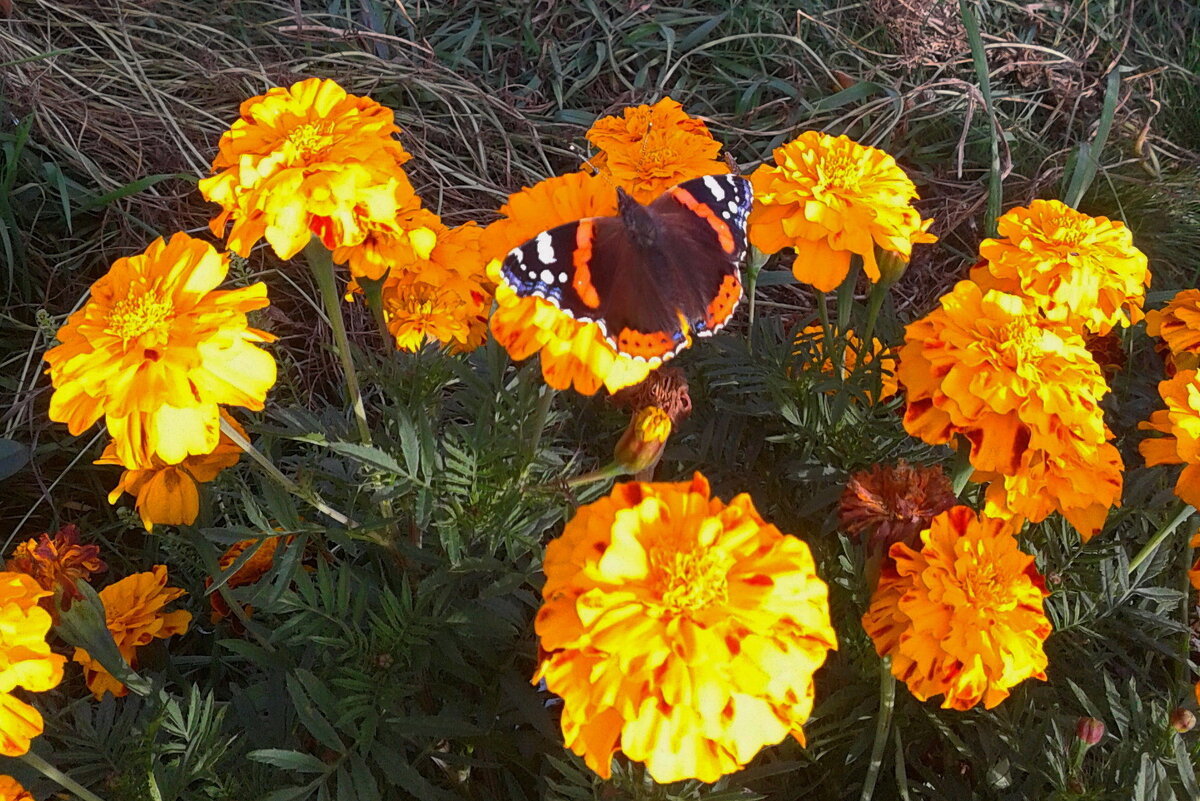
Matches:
[[614, 406, 671, 474], [1170, 708, 1196, 733], [1076, 717, 1105, 745], [876, 248, 910, 285]]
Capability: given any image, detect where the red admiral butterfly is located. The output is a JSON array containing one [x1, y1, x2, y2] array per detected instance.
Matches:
[[498, 174, 753, 364]]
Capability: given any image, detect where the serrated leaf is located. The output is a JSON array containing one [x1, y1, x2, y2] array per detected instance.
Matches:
[[249, 749, 331, 774], [324, 441, 405, 475]]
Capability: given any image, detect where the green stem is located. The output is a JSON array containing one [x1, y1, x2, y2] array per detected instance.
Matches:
[[860, 661, 897, 801], [220, 417, 360, 529], [949, 435, 974, 496], [745, 246, 768, 335], [304, 238, 371, 446], [525, 385, 556, 462], [860, 279, 889, 350], [20, 751, 109, 801], [815, 287, 841, 378], [565, 463, 625, 489], [1128, 502, 1195, 575], [357, 274, 393, 344]]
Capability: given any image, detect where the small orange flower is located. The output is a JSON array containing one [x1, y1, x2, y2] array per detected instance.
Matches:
[[44, 233, 276, 469], [0, 776, 33, 801], [207, 536, 290, 622], [862, 507, 1050, 710], [1139, 369, 1200, 508], [0, 572, 66, 756], [970, 199, 1150, 334], [95, 412, 246, 531], [200, 77, 413, 259], [72, 566, 192, 700], [534, 473, 836, 783], [613, 406, 672, 474], [332, 201, 440, 284], [793, 324, 899, 401], [1146, 288, 1200, 372], [749, 132, 936, 292], [585, 98, 728, 204], [839, 461, 957, 552], [6, 524, 106, 609]]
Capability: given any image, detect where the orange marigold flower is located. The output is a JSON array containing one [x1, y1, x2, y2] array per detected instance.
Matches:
[[485, 172, 656, 394], [0, 776, 33, 801], [200, 77, 412, 260], [749, 132, 936, 292], [534, 473, 836, 783], [6, 524, 106, 610], [898, 281, 1111, 474], [207, 535, 290, 623], [585, 98, 728, 204], [72, 565, 192, 700], [44, 233, 276, 469], [1146, 288, 1200, 372], [1139, 369, 1200, 508], [0, 572, 66, 756], [970, 199, 1150, 334], [332, 201, 440, 284], [1187, 528, 1200, 591], [793, 324, 899, 401], [95, 412, 246, 531], [862, 507, 1050, 710], [839, 461, 957, 552]]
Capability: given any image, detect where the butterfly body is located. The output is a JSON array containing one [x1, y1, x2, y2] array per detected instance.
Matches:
[[499, 174, 753, 364]]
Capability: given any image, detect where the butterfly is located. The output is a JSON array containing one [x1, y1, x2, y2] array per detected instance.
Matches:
[[498, 174, 753, 364]]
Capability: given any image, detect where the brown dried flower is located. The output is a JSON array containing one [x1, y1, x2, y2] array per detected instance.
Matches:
[[839, 461, 957, 552], [610, 366, 692, 424], [6, 524, 106, 611]]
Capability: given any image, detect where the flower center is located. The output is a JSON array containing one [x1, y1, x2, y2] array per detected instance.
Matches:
[[650, 541, 732, 614], [996, 318, 1044, 371], [286, 121, 336, 160], [106, 290, 174, 344], [817, 154, 862, 191], [1046, 214, 1088, 247]]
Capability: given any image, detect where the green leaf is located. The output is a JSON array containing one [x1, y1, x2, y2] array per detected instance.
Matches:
[[324, 441, 405, 475], [248, 749, 331, 775], [0, 438, 30, 481]]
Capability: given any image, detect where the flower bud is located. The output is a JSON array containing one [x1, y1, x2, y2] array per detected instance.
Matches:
[[1076, 717, 1105, 746], [614, 406, 671, 474], [1170, 708, 1196, 733], [875, 248, 910, 285]]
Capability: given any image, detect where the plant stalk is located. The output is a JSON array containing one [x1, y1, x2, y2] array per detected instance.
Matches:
[[1128, 502, 1195, 575], [860, 660, 897, 801], [21, 751, 109, 801]]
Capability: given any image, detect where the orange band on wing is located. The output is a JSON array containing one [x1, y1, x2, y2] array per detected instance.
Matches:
[[704, 273, 742, 331], [669, 187, 736, 254], [616, 328, 678, 361], [572, 219, 601, 309]]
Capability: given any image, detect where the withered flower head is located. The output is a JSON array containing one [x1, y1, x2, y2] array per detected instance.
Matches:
[[610, 366, 692, 424], [838, 461, 957, 552], [6, 524, 107, 610]]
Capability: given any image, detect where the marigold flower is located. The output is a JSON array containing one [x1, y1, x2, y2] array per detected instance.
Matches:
[[970, 199, 1150, 334], [534, 473, 836, 783], [862, 507, 1050, 710], [749, 132, 936, 292], [200, 77, 413, 260], [332, 201, 440, 284], [1139, 369, 1200, 508], [613, 406, 672, 474], [95, 412, 246, 531], [585, 98, 728, 204], [793, 324, 899, 401], [1188, 529, 1200, 591], [207, 535, 290, 622], [485, 172, 656, 394], [6, 524, 106, 610], [72, 565, 191, 700], [0, 776, 33, 801], [1146, 288, 1200, 372], [0, 572, 65, 756], [839, 461, 957, 552], [44, 233, 276, 469]]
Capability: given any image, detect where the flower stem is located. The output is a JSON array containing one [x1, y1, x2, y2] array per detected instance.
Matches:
[[949, 435, 974, 496], [860, 660, 897, 801], [525, 384, 556, 462], [815, 288, 841, 377], [860, 278, 889, 351], [304, 238, 372, 447], [357, 274, 393, 344], [745, 246, 769, 331], [21, 751, 109, 801], [220, 417, 360, 529], [1128, 501, 1195, 575]]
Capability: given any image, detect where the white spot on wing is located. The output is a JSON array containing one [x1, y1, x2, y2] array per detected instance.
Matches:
[[703, 175, 725, 201], [536, 232, 554, 264], [558, 272, 568, 283], [540, 269, 555, 284]]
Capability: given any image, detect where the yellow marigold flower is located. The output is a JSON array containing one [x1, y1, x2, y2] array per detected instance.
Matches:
[[206, 535, 291, 623], [95, 412, 246, 531], [72, 565, 191, 700], [749, 132, 936, 292], [534, 473, 836, 783], [485, 172, 655, 395], [44, 233, 276, 469], [1139, 369, 1200, 508], [0, 572, 65, 757], [585, 97, 728, 204], [200, 77, 412, 260], [613, 405, 672, 474], [898, 281, 1111, 475], [1146, 288, 1200, 372], [970, 199, 1150, 334], [331, 197, 440, 284], [0, 776, 33, 801], [6, 524, 106, 611], [977, 439, 1124, 542], [793, 324, 899, 401], [862, 507, 1050, 710]]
